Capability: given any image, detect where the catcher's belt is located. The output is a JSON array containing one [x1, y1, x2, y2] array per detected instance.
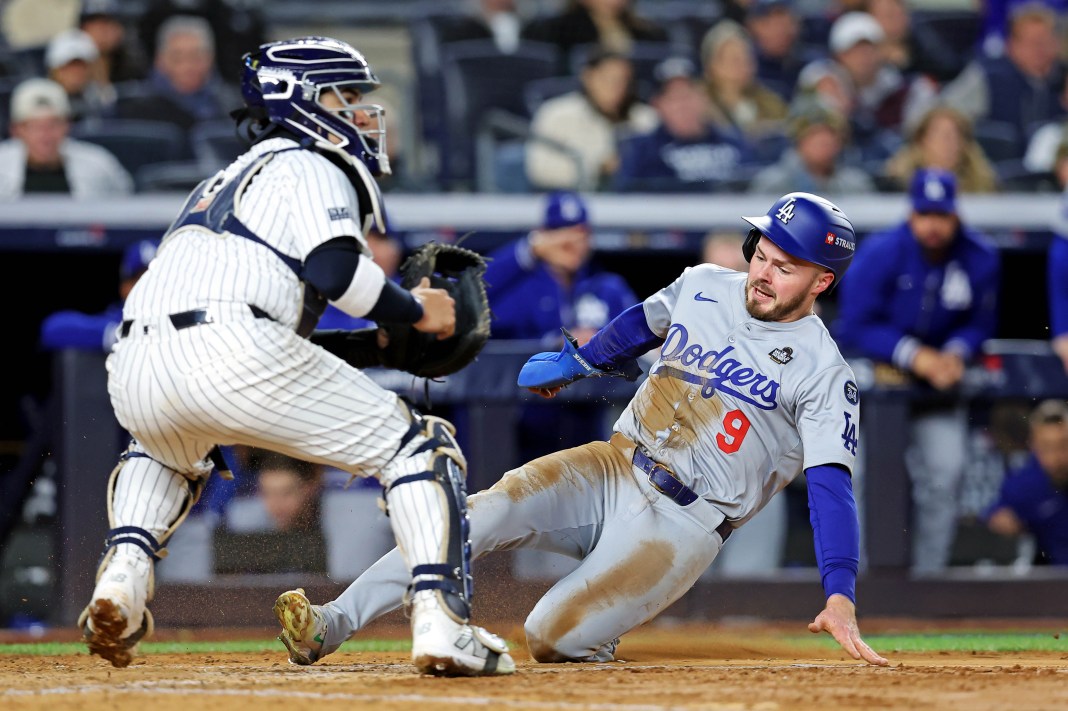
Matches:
[[119, 304, 275, 338], [611, 433, 733, 542]]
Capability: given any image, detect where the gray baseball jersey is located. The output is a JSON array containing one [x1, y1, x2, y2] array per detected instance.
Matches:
[[615, 264, 859, 524], [316, 263, 862, 662]]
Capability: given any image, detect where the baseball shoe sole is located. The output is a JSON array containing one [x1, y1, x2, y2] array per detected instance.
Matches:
[[81, 599, 152, 668], [274, 588, 325, 665]]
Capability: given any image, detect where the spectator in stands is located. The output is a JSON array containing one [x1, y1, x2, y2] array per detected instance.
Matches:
[[214, 450, 328, 575], [521, 0, 669, 71], [526, 48, 657, 191], [984, 399, 1068, 565], [139, 0, 267, 85], [439, 0, 523, 54], [614, 57, 750, 192], [979, 0, 1068, 59], [0, 0, 79, 51], [117, 15, 238, 133], [748, 95, 875, 195], [834, 169, 1001, 574], [485, 191, 635, 460], [79, 0, 147, 85], [883, 105, 998, 193], [40, 238, 158, 352], [796, 11, 927, 162], [941, 2, 1066, 163], [865, 0, 965, 83], [0, 78, 132, 198], [46, 28, 114, 122], [700, 230, 748, 271], [744, 0, 817, 101], [1050, 190, 1068, 373], [699, 19, 788, 145]]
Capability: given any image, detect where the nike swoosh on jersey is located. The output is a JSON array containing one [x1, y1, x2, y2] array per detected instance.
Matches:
[[694, 292, 718, 303]]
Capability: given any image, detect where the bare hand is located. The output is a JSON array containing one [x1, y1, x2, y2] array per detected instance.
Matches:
[[528, 385, 563, 399], [911, 347, 963, 390], [808, 594, 888, 666], [411, 276, 456, 340], [987, 507, 1024, 537]]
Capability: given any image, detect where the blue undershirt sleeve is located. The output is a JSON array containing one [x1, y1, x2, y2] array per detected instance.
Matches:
[[805, 464, 860, 603], [577, 303, 664, 370]]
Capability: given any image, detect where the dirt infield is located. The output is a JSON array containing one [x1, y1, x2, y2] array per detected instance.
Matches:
[[2, 624, 1066, 711]]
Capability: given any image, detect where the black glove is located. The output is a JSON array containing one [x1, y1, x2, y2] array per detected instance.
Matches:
[[311, 242, 492, 379]]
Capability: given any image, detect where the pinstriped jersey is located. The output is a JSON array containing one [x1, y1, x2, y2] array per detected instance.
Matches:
[[123, 137, 367, 331], [614, 265, 860, 524]]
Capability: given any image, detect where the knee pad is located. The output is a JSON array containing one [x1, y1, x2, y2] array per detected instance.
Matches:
[[382, 409, 473, 623]]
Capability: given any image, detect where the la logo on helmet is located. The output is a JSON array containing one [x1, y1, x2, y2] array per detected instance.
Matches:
[[776, 198, 796, 224]]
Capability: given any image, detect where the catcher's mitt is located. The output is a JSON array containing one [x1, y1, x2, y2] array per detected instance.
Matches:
[[312, 242, 491, 378]]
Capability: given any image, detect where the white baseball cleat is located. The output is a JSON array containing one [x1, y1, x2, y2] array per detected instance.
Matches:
[[409, 591, 516, 676], [80, 556, 152, 668], [274, 588, 327, 665]]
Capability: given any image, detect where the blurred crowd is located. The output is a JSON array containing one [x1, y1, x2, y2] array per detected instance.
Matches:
[[2, 0, 1068, 196]]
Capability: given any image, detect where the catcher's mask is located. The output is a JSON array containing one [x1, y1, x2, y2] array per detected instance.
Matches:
[[240, 36, 390, 176]]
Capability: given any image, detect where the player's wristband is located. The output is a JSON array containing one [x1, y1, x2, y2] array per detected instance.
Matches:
[[366, 280, 423, 324]]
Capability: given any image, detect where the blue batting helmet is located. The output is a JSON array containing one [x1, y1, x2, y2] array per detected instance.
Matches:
[[741, 192, 856, 289], [240, 36, 390, 176]]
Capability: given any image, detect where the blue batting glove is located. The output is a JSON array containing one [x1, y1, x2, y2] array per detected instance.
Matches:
[[517, 329, 608, 389]]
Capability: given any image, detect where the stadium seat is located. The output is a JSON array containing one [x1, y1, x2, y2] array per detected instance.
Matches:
[[521, 75, 581, 117], [134, 160, 207, 193], [190, 120, 245, 169], [440, 39, 559, 189], [71, 119, 188, 178], [974, 120, 1024, 164]]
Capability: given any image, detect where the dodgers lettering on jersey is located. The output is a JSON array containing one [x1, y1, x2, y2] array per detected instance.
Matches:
[[613, 265, 859, 523]]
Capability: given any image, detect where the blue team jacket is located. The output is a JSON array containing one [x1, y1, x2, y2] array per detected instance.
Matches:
[[40, 303, 125, 352], [833, 221, 1001, 368], [983, 455, 1068, 565], [484, 237, 636, 343]]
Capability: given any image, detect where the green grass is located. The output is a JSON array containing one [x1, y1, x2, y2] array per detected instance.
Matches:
[[798, 632, 1068, 653], [4, 632, 1066, 657], [0, 638, 411, 656]]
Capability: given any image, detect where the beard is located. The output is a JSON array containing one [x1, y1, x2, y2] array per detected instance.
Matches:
[[745, 278, 812, 322]]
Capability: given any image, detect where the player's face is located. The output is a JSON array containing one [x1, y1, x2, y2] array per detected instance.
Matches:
[[258, 469, 319, 531], [319, 86, 374, 132], [1031, 422, 1068, 485], [909, 211, 958, 252], [12, 115, 69, 167], [746, 237, 832, 322]]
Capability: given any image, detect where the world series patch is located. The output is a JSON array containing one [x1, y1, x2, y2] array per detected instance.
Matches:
[[844, 380, 859, 405], [768, 346, 794, 364]]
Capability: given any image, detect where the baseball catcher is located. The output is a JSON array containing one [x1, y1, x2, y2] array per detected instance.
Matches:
[[311, 241, 492, 378]]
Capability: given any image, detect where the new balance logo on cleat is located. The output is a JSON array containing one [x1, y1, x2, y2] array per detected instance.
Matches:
[[454, 629, 474, 652]]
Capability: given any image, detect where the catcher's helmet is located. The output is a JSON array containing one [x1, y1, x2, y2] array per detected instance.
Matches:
[[741, 192, 856, 290], [240, 36, 390, 176]]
